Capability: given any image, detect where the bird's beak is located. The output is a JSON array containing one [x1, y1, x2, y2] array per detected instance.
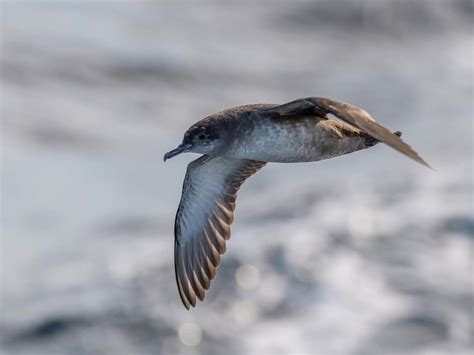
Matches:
[[163, 143, 192, 161]]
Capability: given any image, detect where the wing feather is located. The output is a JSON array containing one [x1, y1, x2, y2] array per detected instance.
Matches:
[[174, 155, 266, 309]]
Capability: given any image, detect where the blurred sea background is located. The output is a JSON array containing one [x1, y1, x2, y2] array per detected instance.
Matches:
[[1, 1, 473, 354]]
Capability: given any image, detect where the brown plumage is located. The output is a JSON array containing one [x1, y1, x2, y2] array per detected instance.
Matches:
[[164, 96, 431, 309]]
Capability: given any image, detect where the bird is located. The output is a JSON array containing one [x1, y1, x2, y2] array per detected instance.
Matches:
[[163, 96, 431, 309]]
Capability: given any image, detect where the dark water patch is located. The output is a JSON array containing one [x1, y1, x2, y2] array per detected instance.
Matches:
[[1, 58, 106, 88], [0, 42, 107, 87], [2, 315, 91, 345], [385, 271, 430, 296], [266, 244, 287, 274], [1, 309, 181, 355], [358, 313, 449, 354], [283, 1, 373, 32], [1, 43, 188, 88], [106, 310, 175, 346], [103, 60, 262, 89], [327, 231, 352, 249], [26, 123, 103, 149], [455, 0, 474, 17], [52, 62, 107, 87], [281, 0, 471, 37], [442, 179, 473, 195], [440, 216, 474, 237], [97, 215, 161, 237], [105, 61, 188, 85]]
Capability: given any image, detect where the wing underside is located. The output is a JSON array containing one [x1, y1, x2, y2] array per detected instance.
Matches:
[[174, 155, 266, 309]]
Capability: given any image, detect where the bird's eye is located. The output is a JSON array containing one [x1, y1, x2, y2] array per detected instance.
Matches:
[[198, 134, 206, 140]]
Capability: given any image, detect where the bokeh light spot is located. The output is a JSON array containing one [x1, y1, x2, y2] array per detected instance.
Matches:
[[178, 322, 202, 347], [235, 264, 260, 290]]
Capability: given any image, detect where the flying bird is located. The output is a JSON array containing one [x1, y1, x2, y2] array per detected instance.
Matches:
[[163, 96, 430, 309]]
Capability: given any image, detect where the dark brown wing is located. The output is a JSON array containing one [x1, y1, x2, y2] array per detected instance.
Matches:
[[174, 155, 266, 309], [258, 97, 431, 168]]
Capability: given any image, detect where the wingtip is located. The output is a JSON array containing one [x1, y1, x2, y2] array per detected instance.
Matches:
[[421, 160, 434, 171], [179, 292, 193, 310], [390, 130, 433, 170], [408, 152, 433, 170], [410, 154, 433, 170]]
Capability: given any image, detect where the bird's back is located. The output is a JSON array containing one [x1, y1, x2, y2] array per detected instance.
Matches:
[[197, 103, 277, 124], [194, 103, 369, 163]]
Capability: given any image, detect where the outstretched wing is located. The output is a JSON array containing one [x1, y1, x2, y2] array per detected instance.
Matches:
[[259, 97, 431, 168], [174, 155, 266, 309]]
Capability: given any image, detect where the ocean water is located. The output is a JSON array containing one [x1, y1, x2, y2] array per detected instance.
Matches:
[[1, 1, 473, 354]]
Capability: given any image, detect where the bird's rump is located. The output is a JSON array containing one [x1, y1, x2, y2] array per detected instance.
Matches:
[[174, 155, 266, 309]]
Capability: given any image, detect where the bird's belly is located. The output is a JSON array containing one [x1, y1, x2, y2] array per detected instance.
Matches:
[[225, 118, 367, 163]]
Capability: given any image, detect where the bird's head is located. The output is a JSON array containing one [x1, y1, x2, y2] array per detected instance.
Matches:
[[164, 121, 222, 161]]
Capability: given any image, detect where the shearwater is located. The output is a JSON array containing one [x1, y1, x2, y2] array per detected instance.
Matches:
[[163, 96, 431, 309]]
